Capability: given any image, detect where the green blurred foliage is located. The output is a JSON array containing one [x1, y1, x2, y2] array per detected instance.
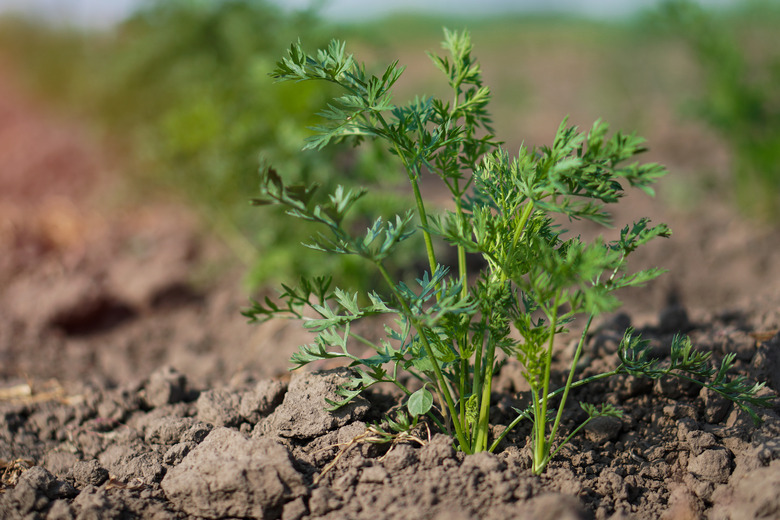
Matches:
[[653, 0, 780, 220], [5, 0, 777, 292], [0, 0, 410, 290], [101, 0, 342, 286], [0, 16, 96, 105]]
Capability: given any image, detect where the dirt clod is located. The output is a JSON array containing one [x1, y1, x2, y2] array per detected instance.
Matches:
[[254, 368, 371, 440], [142, 367, 190, 409], [584, 415, 623, 444], [687, 448, 733, 484], [529, 493, 588, 520], [161, 427, 306, 519], [72, 460, 109, 488], [2, 466, 76, 515], [240, 379, 288, 424], [196, 388, 243, 427], [710, 460, 780, 520]]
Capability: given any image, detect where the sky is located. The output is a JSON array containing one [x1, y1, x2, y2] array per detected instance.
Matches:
[[273, 0, 737, 20], [0, 0, 742, 27], [0, 0, 138, 26]]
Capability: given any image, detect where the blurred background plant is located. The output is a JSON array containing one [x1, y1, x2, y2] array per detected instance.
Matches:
[[1, 0, 778, 295], [0, 0, 409, 290], [651, 0, 780, 220]]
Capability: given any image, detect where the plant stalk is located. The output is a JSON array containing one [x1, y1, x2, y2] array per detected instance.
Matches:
[[488, 368, 622, 453], [548, 314, 595, 449], [534, 293, 561, 474], [409, 175, 439, 278], [376, 262, 471, 453], [472, 336, 496, 452]]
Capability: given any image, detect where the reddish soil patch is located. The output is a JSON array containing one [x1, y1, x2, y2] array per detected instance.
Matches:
[[0, 64, 778, 520]]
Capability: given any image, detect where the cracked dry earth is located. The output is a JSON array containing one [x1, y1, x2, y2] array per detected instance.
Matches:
[[0, 323, 779, 520], [1, 63, 780, 520]]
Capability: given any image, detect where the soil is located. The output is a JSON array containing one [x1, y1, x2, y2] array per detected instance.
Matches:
[[1, 60, 779, 520]]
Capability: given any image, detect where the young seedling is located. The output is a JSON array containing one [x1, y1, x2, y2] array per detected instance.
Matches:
[[245, 29, 771, 474]]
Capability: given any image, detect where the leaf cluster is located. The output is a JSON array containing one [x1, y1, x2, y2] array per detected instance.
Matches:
[[618, 330, 772, 423], [252, 29, 772, 473]]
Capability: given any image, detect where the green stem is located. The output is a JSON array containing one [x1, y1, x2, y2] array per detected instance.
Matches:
[[375, 112, 438, 279], [458, 246, 467, 291], [459, 356, 468, 437], [347, 331, 382, 353], [531, 387, 543, 464], [453, 186, 469, 439], [471, 315, 488, 402], [545, 415, 597, 466], [450, 84, 468, 301], [410, 173, 438, 278], [376, 262, 470, 453], [454, 194, 469, 299], [472, 335, 496, 452], [547, 314, 595, 449], [533, 293, 560, 473], [534, 293, 561, 472], [488, 368, 622, 453], [476, 201, 536, 452], [511, 201, 535, 252]]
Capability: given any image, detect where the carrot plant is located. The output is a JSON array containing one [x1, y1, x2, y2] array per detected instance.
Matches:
[[245, 29, 771, 474]]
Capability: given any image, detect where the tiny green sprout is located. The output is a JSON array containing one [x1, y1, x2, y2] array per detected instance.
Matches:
[[245, 29, 771, 474]]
